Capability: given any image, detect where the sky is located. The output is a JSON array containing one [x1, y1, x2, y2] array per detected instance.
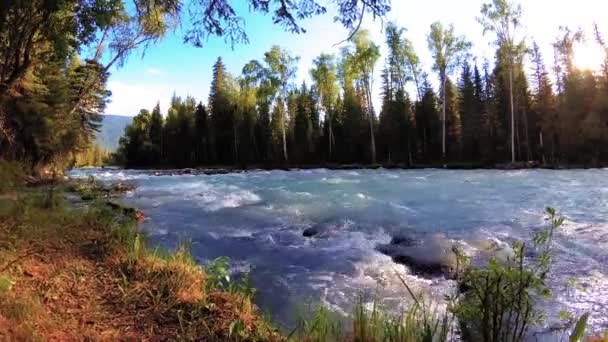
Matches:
[[104, 0, 608, 116]]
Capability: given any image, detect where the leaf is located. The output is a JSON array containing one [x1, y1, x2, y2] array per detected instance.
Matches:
[[570, 312, 590, 342]]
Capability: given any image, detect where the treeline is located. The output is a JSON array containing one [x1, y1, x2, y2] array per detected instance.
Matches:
[[116, 9, 608, 168], [0, 0, 386, 174], [73, 144, 108, 168]]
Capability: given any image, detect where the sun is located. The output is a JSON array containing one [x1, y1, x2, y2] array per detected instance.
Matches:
[[573, 42, 604, 71]]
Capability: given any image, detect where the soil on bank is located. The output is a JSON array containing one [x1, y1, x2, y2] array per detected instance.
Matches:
[[0, 183, 281, 341]]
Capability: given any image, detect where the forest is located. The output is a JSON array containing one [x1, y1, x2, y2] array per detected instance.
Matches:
[[1, 0, 607, 171], [115, 15, 608, 168], [0, 0, 389, 174]]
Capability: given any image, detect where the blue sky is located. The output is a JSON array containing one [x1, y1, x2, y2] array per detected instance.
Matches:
[[105, 0, 608, 116]]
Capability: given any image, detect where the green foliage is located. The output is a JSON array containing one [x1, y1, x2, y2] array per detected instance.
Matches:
[[73, 143, 109, 167], [113, 14, 608, 168], [291, 295, 451, 342], [453, 207, 564, 342], [570, 313, 590, 342], [206, 256, 232, 292], [4, 0, 608, 171]]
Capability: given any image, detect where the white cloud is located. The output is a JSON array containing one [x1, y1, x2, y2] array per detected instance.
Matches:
[[105, 81, 164, 115], [105, 81, 205, 115]]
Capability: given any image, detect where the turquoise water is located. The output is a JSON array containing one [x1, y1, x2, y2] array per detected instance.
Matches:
[[69, 168, 608, 333]]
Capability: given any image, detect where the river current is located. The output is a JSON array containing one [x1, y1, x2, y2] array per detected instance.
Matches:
[[68, 168, 608, 334]]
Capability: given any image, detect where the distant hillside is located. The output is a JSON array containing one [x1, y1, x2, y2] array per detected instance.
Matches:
[[96, 114, 132, 151]]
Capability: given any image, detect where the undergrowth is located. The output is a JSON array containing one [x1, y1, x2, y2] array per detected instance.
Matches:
[[0, 183, 281, 341]]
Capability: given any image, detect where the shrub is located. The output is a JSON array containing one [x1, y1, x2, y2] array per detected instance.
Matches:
[[452, 207, 564, 342]]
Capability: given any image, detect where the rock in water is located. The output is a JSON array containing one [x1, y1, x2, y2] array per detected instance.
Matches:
[[390, 234, 418, 246], [303, 225, 323, 237], [377, 233, 458, 279]]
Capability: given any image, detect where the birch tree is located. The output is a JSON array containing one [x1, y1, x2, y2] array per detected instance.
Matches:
[[478, 0, 523, 163], [311, 54, 339, 160], [428, 22, 471, 161], [351, 30, 381, 164]]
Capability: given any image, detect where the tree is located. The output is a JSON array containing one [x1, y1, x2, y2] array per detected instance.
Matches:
[[351, 30, 381, 164], [427, 21, 471, 161], [209, 57, 236, 164], [379, 67, 412, 164], [293, 83, 314, 162], [264, 46, 299, 162], [415, 77, 441, 161], [0, 0, 391, 172], [459, 63, 481, 160], [117, 109, 154, 166], [478, 0, 524, 163], [444, 78, 462, 157], [149, 102, 164, 161], [311, 54, 339, 161], [384, 22, 420, 164], [182, 0, 390, 47]]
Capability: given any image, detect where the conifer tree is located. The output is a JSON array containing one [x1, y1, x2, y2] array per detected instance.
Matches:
[[209, 57, 235, 164], [459, 63, 481, 160], [194, 103, 209, 164], [149, 102, 164, 161]]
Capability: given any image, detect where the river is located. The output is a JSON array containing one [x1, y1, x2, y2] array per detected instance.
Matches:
[[68, 168, 608, 334]]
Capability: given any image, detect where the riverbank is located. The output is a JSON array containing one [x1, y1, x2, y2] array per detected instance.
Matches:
[[110, 161, 608, 177], [0, 178, 281, 340]]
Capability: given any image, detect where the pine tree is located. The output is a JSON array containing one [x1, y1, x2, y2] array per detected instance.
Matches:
[[149, 102, 164, 162], [415, 78, 441, 161], [294, 83, 312, 163], [445, 79, 462, 159], [194, 103, 209, 164], [459, 63, 481, 161], [271, 98, 287, 161], [209, 57, 235, 164]]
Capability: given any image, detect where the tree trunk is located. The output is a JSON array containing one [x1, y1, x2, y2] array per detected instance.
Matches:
[[328, 119, 333, 161], [442, 75, 447, 162], [509, 64, 516, 163], [523, 106, 531, 161], [367, 89, 376, 164], [281, 106, 288, 162], [233, 122, 239, 163], [539, 131, 545, 165]]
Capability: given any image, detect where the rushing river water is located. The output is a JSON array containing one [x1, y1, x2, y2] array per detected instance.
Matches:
[[68, 168, 608, 334]]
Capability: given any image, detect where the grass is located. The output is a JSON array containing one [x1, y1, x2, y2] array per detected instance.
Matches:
[[289, 294, 453, 342], [0, 175, 282, 340]]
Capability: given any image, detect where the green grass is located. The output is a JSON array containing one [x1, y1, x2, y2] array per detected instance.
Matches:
[[290, 295, 452, 342], [0, 185, 282, 341]]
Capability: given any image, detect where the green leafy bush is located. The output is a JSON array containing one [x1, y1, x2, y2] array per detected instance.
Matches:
[[453, 207, 564, 342]]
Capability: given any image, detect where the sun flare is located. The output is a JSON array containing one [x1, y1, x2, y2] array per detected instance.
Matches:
[[573, 42, 604, 71]]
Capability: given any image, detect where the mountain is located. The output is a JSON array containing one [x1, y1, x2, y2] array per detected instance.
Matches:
[[96, 115, 132, 151]]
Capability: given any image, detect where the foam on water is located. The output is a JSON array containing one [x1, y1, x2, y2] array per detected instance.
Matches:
[[68, 167, 608, 332]]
